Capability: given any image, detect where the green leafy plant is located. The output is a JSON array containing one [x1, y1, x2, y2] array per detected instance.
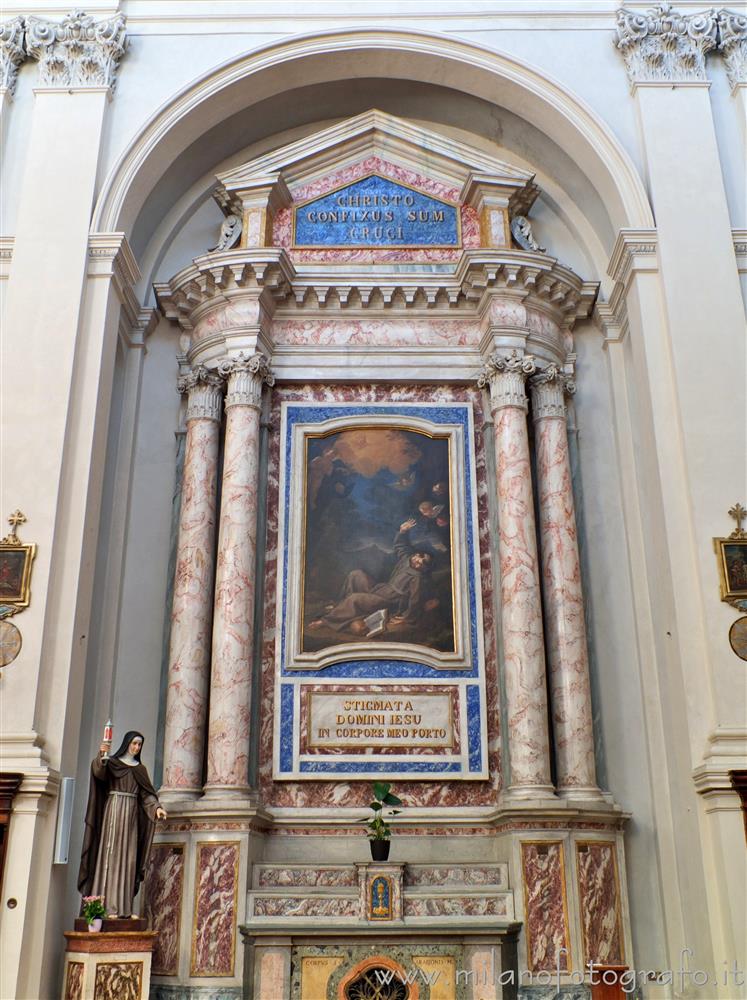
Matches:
[[361, 782, 403, 841], [81, 895, 106, 924]]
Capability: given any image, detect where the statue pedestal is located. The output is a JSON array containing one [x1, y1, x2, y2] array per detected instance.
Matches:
[[61, 930, 156, 1000]]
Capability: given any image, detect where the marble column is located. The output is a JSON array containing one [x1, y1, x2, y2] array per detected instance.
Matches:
[[161, 366, 223, 798], [530, 365, 600, 798], [203, 353, 274, 796], [478, 350, 554, 796]]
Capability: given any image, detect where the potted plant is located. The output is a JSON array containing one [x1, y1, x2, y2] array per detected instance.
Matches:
[[361, 782, 402, 861], [81, 895, 106, 932]]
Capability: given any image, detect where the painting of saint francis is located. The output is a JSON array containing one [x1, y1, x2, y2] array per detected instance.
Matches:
[[302, 427, 455, 653]]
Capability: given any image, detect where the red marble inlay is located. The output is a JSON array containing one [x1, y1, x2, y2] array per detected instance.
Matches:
[[521, 841, 570, 972], [191, 842, 240, 977], [576, 841, 625, 966], [259, 384, 501, 808], [144, 843, 184, 976]]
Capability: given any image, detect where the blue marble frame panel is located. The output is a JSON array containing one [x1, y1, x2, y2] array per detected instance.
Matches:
[[273, 403, 488, 781]]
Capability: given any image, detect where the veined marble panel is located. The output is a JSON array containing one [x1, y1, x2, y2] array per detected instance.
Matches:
[[520, 841, 570, 973], [575, 841, 625, 966], [144, 843, 185, 977], [64, 961, 84, 1000], [92, 962, 143, 1000], [190, 842, 240, 977]]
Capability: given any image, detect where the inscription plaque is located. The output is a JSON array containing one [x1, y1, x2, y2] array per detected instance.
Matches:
[[293, 174, 460, 248], [307, 690, 454, 749]]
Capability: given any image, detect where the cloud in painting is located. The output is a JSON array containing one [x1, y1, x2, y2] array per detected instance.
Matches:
[[327, 429, 422, 478]]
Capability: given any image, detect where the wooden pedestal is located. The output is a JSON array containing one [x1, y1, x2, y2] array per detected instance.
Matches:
[[61, 930, 156, 1000]]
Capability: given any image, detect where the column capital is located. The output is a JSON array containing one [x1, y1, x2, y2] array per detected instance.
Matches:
[[26, 10, 127, 90], [530, 364, 576, 420], [217, 351, 274, 408], [177, 365, 224, 422], [615, 4, 718, 85], [477, 350, 536, 412], [0, 17, 25, 95], [718, 9, 747, 91]]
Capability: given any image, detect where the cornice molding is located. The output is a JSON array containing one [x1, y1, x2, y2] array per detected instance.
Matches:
[[26, 9, 127, 90], [155, 248, 598, 333], [0, 16, 25, 94], [693, 728, 747, 797], [615, 3, 718, 84], [607, 228, 658, 288], [88, 232, 142, 327], [717, 8, 747, 90], [733, 229, 747, 273]]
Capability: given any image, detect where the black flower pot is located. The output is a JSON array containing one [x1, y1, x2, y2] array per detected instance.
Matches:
[[370, 839, 390, 862]]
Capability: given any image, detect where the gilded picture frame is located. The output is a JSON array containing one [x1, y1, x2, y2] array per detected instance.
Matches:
[[713, 537, 747, 605], [0, 541, 36, 610]]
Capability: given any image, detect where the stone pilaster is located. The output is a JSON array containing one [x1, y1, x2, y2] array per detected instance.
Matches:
[[530, 364, 601, 799], [478, 350, 554, 796], [615, 3, 718, 84], [26, 9, 127, 90], [204, 353, 274, 796], [161, 366, 223, 800]]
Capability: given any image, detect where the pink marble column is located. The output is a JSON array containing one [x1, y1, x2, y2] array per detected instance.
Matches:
[[530, 366, 600, 798], [478, 350, 554, 796], [161, 366, 223, 799], [203, 353, 274, 796]]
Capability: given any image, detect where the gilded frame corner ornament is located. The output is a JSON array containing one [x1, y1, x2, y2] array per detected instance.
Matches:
[[714, 503, 747, 610], [0, 511, 36, 618]]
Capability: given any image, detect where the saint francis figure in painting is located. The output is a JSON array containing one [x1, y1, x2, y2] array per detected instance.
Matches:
[[78, 731, 167, 918]]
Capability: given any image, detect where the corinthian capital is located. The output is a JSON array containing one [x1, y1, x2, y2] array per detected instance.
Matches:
[[718, 9, 747, 90], [0, 17, 25, 94], [177, 366, 224, 422], [615, 3, 718, 83], [477, 350, 536, 412], [26, 10, 127, 90], [218, 352, 275, 408], [529, 364, 577, 420]]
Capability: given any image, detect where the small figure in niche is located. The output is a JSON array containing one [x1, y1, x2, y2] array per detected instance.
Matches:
[[78, 730, 167, 918]]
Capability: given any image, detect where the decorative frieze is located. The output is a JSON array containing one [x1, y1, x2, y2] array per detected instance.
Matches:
[[615, 3, 718, 84], [26, 10, 127, 90], [529, 364, 576, 420], [177, 366, 224, 422], [477, 350, 536, 412], [0, 17, 25, 94], [218, 352, 274, 409], [718, 9, 747, 90]]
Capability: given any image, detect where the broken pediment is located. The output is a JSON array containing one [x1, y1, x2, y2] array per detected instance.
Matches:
[[212, 110, 540, 262]]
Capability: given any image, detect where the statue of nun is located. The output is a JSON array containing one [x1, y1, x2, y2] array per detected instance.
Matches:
[[78, 731, 167, 918]]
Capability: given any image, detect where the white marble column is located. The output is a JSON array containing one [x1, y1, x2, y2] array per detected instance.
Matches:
[[479, 351, 554, 797], [204, 353, 273, 796], [530, 365, 600, 798], [161, 366, 223, 799]]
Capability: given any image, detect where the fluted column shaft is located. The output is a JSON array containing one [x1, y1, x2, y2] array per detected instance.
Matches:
[[204, 354, 274, 795], [479, 351, 553, 795], [161, 367, 223, 797], [531, 367, 599, 797]]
